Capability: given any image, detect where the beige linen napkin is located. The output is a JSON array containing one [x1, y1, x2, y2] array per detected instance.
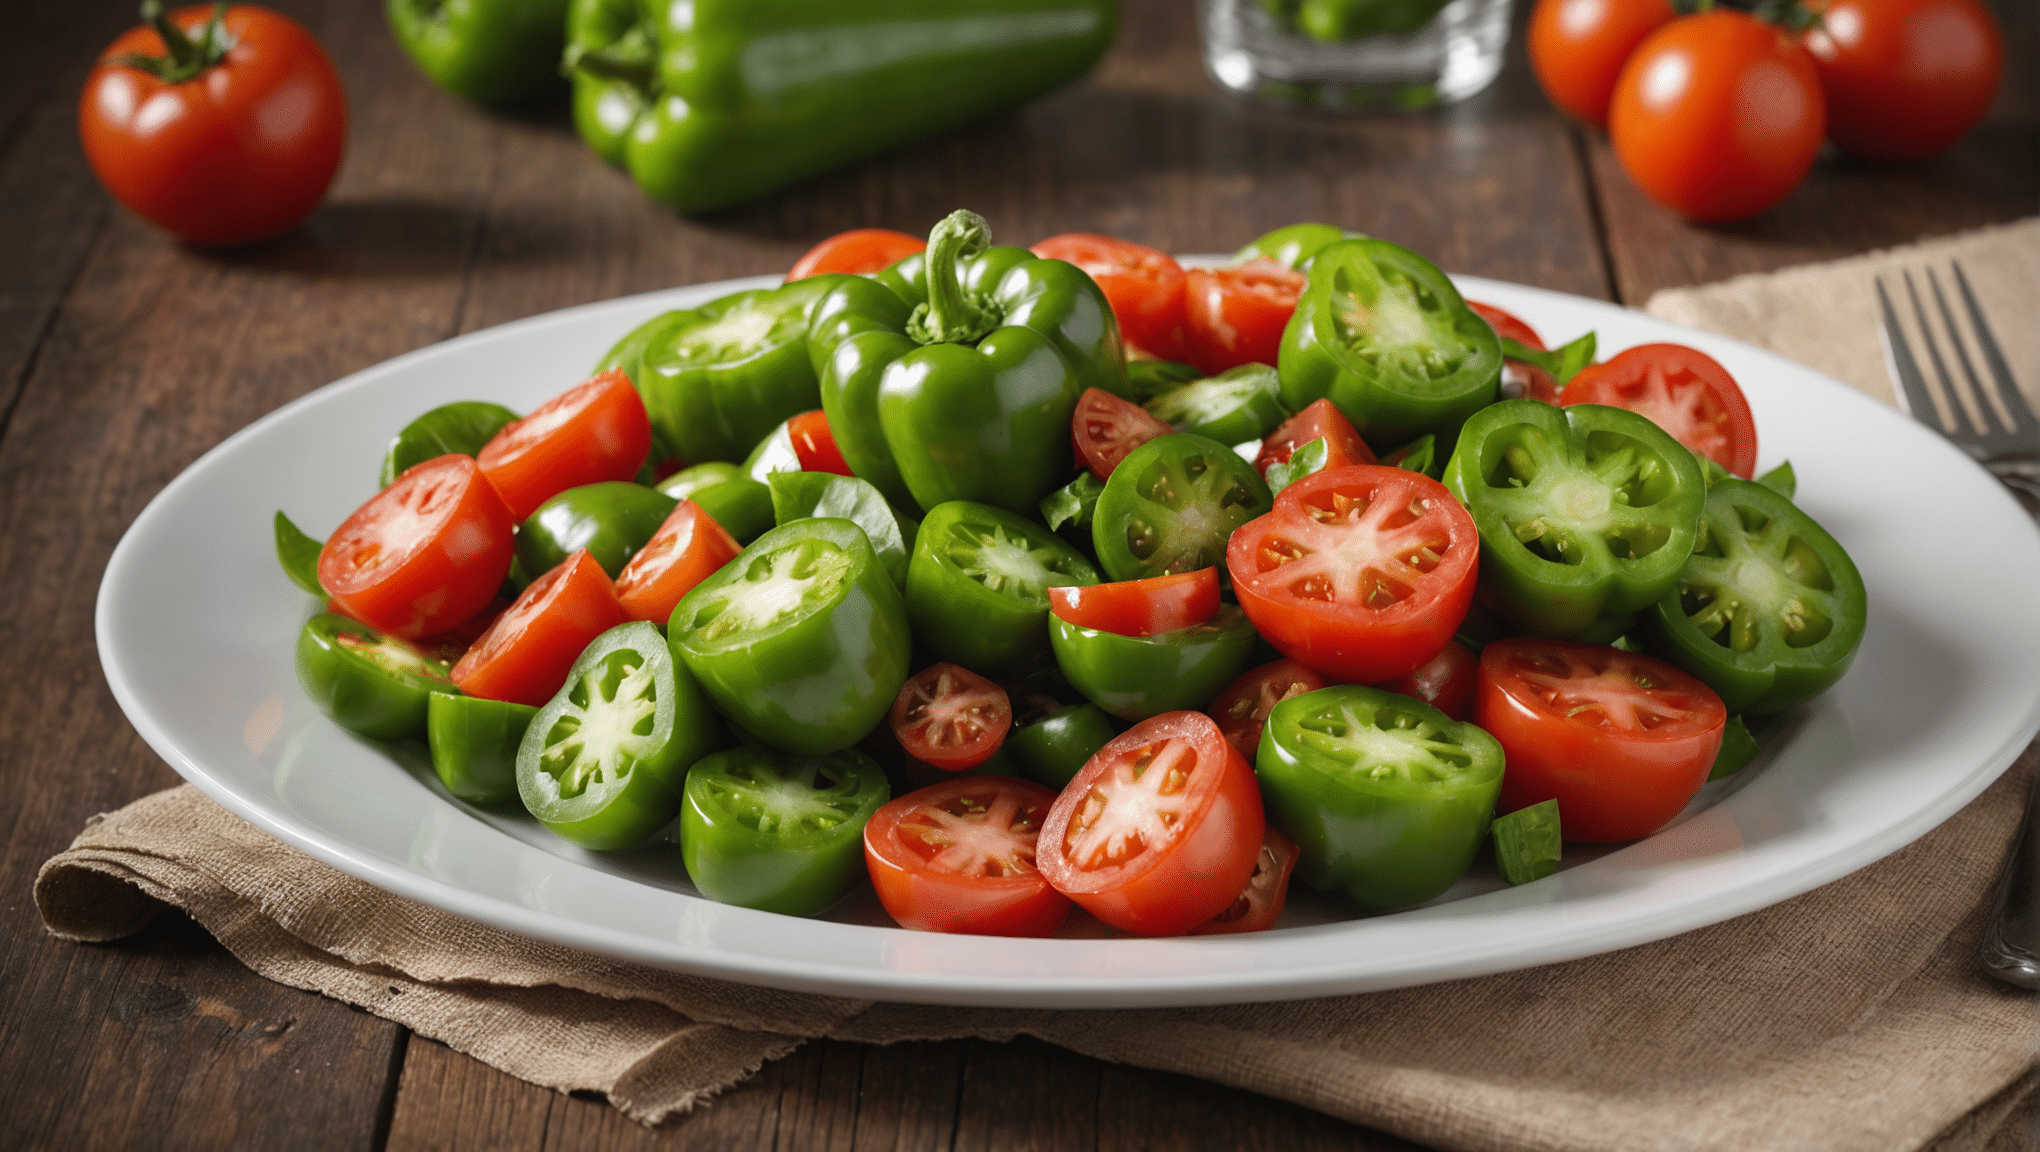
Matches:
[[41, 221, 2040, 1150]]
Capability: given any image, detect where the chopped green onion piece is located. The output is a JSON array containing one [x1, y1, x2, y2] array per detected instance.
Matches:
[[1493, 799, 1562, 886]]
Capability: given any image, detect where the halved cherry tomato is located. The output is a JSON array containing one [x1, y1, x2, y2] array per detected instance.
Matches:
[[613, 500, 741, 624], [1072, 386, 1173, 481], [1207, 658, 1331, 760], [1467, 301, 1546, 350], [1477, 638, 1727, 842], [1031, 233, 1189, 362], [1047, 569, 1219, 638], [1528, 0, 1677, 128], [889, 663, 1013, 771], [1228, 466, 1480, 684], [1561, 343, 1757, 477], [476, 369, 654, 520], [1189, 827, 1300, 935], [1038, 710, 1265, 937], [451, 550, 626, 706], [318, 454, 517, 640], [1376, 639, 1478, 721], [787, 409, 854, 476], [412, 597, 509, 664], [787, 228, 926, 280], [1253, 398, 1377, 478], [864, 777, 1071, 937], [1183, 262, 1305, 376]]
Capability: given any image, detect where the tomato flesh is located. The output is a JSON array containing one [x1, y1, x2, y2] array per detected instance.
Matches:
[[318, 454, 517, 640], [1207, 658, 1332, 760], [1561, 343, 1757, 477], [788, 228, 926, 279], [613, 500, 742, 624], [864, 777, 1072, 937], [1254, 398, 1376, 478], [1467, 301, 1546, 351], [1072, 387, 1174, 481], [1031, 233, 1190, 362], [451, 550, 627, 706], [890, 663, 1013, 771], [1190, 827, 1299, 935], [1047, 569, 1219, 638], [477, 369, 654, 520], [1183, 263, 1305, 376], [787, 409, 855, 476]]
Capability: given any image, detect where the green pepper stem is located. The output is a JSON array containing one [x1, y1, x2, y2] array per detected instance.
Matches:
[[561, 36, 657, 88], [908, 210, 999, 346]]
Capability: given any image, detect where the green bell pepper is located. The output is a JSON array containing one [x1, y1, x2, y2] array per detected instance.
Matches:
[[516, 621, 719, 850], [1049, 603, 1258, 721], [296, 614, 458, 741], [807, 275, 920, 508], [1092, 432, 1273, 583], [769, 471, 919, 590], [1232, 222, 1353, 271], [670, 517, 912, 754], [562, 0, 1116, 213], [905, 500, 1099, 675], [1443, 399, 1706, 638], [660, 466, 776, 544], [1005, 702, 1116, 787], [681, 746, 891, 915], [657, 461, 744, 500], [387, 0, 569, 107], [1257, 685, 1505, 911], [427, 692, 538, 806], [378, 401, 520, 488], [1278, 238, 1502, 450], [633, 280, 836, 466], [1643, 478, 1866, 715], [516, 481, 677, 579], [1143, 363, 1292, 446]]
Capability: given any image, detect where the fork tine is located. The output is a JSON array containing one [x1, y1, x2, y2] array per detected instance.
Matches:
[[1951, 261, 2040, 438], [1926, 268, 1997, 433], [1904, 270, 1980, 437], [1876, 276, 1945, 430]]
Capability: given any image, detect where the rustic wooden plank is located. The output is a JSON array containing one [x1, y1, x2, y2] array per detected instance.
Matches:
[[1096, 1059, 1430, 1152], [950, 1036, 1101, 1152]]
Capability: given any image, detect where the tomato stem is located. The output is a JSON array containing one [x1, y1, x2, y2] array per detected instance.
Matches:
[[106, 1, 232, 83]]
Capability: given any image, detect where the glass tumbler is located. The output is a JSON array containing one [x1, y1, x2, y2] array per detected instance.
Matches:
[[1199, 0, 1512, 110]]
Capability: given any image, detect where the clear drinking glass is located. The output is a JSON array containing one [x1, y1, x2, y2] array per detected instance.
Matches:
[[1198, 0, 1512, 110]]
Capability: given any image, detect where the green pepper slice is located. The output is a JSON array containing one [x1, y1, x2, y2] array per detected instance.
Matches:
[[1380, 432, 1440, 479], [427, 692, 538, 806], [1643, 478, 1866, 714], [673, 477, 775, 544], [274, 511, 325, 595], [1443, 400, 1706, 638], [1049, 604, 1258, 721], [1232, 222, 1355, 270], [296, 614, 457, 741], [1039, 470, 1106, 545], [769, 471, 918, 590], [1005, 702, 1116, 788], [516, 481, 677, 579], [634, 282, 825, 465], [1492, 799, 1561, 886], [1092, 432, 1273, 583], [681, 746, 890, 916], [1710, 715, 1760, 780], [1124, 359, 1203, 402], [671, 518, 911, 755], [1257, 684, 1505, 911], [1278, 238, 1501, 450], [377, 400, 520, 489], [905, 501, 1100, 675], [657, 461, 744, 500], [515, 621, 718, 850], [1143, 363, 1292, 446]]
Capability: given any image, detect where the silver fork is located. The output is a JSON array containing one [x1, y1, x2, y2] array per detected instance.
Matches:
[[1876, 263, 2040, 990]]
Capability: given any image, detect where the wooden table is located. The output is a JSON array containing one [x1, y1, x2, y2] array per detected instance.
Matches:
[[1, 0, 2031, 1147]]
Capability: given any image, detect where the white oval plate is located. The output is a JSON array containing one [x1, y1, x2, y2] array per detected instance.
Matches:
[[97, 270, 2040, 1008]]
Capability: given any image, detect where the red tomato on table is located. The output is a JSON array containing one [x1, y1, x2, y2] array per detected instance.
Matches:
[[476, 369, 653, 520], [787, 229, 925, 279], [1802, 0, 2003, 162], [1047, 569, 1220, 638], [889, 664, 1013, 772], [864, 777, 1071, 937], [1031, 233, 1190, 362], [1183, 263, 1306, 375], [318, 455, 516, 640], [1527, 0, 1676, 128], [451, 550, 626, 706], [1561, 343, 1757, 477]]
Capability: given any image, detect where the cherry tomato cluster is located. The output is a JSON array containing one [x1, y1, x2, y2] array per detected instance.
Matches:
[[1529, 0, 2004, 221]]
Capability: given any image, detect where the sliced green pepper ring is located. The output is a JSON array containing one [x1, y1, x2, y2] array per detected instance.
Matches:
[[1092, 432, 1273, 583], [1644, 478, 1866, 714], [635, 283, 823, 465], [516, 481, 677, 579], [1005, 702, 1117, 788], [904, 500, 1100, 676], [378, 401, 520, 488], [515, 621, 719, 850], [296, 613, 456, 741], [1143, 363, 1292, 446], [1256, 684, 1505, 911], [1443, 399, 1706, 638], [1049, 603, 1258, 721], [681, 745, 890, 916], [427, 691, 537, 806], [1232, 222, 1355, 271]]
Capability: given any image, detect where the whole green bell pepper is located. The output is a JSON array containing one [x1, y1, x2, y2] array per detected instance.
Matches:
[[1644, 478, 1866, 715], [1257, 685, 1505, 911], [1443, 399, 1705, 638], [1049, 603, 1258, 720], [905, 500, 1099, 675], [516, 481, 677, 579], [296, 614, 457, 741], [681, 745, 891, 915], [427, 692, 538, 806], [1279, 238, 1502, 450], [387, 0, 569, 107], [562, 0, 1116, 213]]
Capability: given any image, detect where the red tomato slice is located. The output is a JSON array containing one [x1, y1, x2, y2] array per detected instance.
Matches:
[[1207, 658, 1332, 761], [1031, 233, 1189, 362], [1038, 711, 1265, 937], [890, 663, 1013, 771], [451, 550, 626, 706], [1501, 359, 1563, 405], [318, 454, 517, 640], [476, 369, 653, 520], [1072, 387, 1173, 481], [1182, 262, 1305, 375], [1189, 827, 1300, 935], [787, 409, 854, 476], [1561, 343, 1758, 477], [1253, 398, 1377, 477], [787, 228, 926, 280], [613, 501, 741, 624], [1375, 639, 1478, 721], [1477, 639, 1727, 842], [412, 597, 510, 665], [1228, 466, 1479, 684], [1046, 569, 1219, 638], [864, 777, 1072, 937], [1467, 301, 1547, 350]]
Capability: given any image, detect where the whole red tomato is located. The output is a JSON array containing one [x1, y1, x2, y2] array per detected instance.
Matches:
[[1609, 11, 1825, 223], [1528, 0, 1677, 128], [79, 4, 346, 246], [1801, 0, 2003, 161]]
